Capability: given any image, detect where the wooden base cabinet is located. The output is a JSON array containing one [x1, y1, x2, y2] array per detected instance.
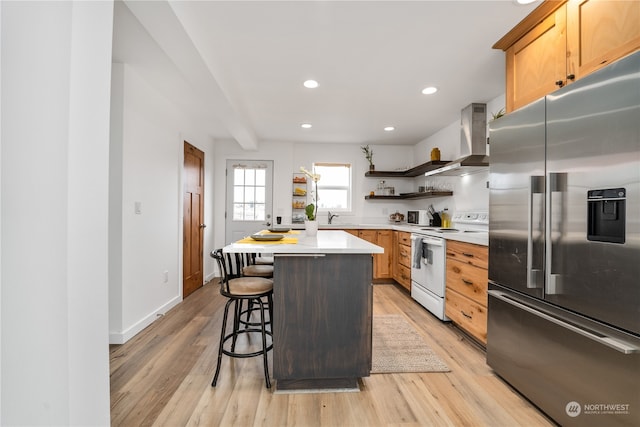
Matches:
[[495, 0, 640, 112], [355, 229, 393, 280], [445, 240, 488, 345], [392, 231, 411, 291]]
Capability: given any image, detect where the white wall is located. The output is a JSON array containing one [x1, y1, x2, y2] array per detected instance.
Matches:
[[212, 139, 423, 249], [108, 63, 215, 343], [1, 2, 112, 425], [411, 95, 506, 215]]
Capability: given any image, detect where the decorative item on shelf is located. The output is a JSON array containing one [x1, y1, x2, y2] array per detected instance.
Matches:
[[361, 145, 374, 171], [430, 147, 441, 161], [300, 166, 321, 236], [491, 108, 505, 121], [488, 108, 505, 145]]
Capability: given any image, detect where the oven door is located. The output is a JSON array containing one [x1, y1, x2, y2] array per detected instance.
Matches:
[[411, 281, 446, 320], [410, 235, 445, 296]]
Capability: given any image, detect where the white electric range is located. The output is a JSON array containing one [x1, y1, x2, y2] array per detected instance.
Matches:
[[409, 211, 487, 320]]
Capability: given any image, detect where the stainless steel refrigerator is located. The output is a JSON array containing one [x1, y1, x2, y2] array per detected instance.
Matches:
[[488, 50, 640, 427]]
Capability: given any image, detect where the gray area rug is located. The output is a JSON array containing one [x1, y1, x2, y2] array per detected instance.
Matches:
[[371, 314, 450, 373]]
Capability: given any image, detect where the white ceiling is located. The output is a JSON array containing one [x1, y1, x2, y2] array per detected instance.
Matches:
[[113, 0, 540, 150]]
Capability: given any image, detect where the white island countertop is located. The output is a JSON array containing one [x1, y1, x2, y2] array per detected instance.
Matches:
[[224, 230, 384, 254]]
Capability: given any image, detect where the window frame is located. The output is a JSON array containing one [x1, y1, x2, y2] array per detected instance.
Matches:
[[313, 162, 352, 213]]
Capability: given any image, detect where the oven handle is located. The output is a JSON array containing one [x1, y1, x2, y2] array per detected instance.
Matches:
[[489, 289, 640, 354], [411, 235, 443, 246]]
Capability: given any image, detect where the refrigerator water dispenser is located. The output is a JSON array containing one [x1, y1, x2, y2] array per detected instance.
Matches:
[[587, 188, 626, 243]]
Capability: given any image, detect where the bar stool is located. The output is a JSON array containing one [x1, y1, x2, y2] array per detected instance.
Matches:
[[210, 249, 273, 388], [238, 253, 273, 330], [241, 253, 274, 278], [254, 254, 274, 265]]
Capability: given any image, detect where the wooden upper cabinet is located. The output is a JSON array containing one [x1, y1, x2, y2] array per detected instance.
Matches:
[[566, 0, 640, 79], [505, 5, 567, 112], [495, 0, 640, 112]]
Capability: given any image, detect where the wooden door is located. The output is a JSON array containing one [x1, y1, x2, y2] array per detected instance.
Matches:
[[183, 142, 205, 298], [224, 160, 273, 244], [567, 0, 640, 79], [505, 5, 567, 111]]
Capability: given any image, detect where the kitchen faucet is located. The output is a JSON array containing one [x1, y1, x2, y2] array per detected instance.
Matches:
[[328, 211, 339, 224]]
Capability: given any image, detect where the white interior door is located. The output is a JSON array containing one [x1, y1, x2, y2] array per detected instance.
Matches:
[[225, 160, 273, 244]]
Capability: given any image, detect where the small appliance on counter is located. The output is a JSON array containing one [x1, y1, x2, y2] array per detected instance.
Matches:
[[428, 205, 441, 227], [407, 210, 429, 225]]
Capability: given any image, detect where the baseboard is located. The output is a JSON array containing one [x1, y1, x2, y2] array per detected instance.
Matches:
[[109, 295, 182, 344]]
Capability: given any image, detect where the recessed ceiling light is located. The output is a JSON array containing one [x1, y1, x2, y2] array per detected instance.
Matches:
[[301, 123, 312, 129], [303, 80, 319, 89], [384, 126, 395, 132], [515, 0, 537, 4], [421, 86, 438, 95]]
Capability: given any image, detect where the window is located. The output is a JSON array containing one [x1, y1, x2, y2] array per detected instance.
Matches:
[[313, 162, 351, 212], [232, 165, 266, 220]]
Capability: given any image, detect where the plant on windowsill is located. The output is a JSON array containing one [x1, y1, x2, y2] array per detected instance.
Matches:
[[300, 166, 321, 236]]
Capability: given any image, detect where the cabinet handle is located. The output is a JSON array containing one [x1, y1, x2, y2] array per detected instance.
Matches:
[[461, 310, 473, 319], [555, 80, 564, 87], [462, 278, 473, 286], [567, 74, 575, 81], [462, 252, 474, 258]]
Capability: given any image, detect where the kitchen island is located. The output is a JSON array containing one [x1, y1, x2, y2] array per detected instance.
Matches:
[[223, 230, 383, 390]]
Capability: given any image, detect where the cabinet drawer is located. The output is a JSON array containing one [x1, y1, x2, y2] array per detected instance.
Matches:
[[446, 259, 488, 306], [395, 263, 411, 291], [397, 244, 411, 268], [397, 231, 411, 246], [446, 240, 488, 270], [445, 289, 487, 345]]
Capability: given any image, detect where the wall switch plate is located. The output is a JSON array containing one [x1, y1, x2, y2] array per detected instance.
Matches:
[[135, 201, 142, 215]]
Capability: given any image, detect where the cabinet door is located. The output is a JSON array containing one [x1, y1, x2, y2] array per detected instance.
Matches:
[[392, 231, 400, 281], [374, 230, 393, 279], [567, 0, 640, 80], [357, 229, 377, 243], [506, 5, 567, 112]]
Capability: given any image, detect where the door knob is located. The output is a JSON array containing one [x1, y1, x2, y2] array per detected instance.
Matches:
[[200, 224, 206, 228]]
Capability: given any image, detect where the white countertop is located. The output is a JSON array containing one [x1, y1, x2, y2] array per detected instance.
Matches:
[[224, 230, 384, 254], [287, 223, 488, 246]]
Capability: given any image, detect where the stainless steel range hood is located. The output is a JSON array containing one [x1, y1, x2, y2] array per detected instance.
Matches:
[[425, 103, 488, 176]]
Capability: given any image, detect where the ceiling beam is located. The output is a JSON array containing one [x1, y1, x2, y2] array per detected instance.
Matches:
[[123, 0, 258, 150]]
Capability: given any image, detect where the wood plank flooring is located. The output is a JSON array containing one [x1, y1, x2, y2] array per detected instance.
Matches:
[[110, 281, 555, 426]]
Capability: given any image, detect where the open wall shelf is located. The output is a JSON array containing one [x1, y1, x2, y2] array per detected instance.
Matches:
[[365, 191, 453, 200], [364, 160, 451, 178]]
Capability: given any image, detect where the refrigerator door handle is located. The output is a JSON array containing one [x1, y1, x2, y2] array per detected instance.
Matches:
[[527, 176, 544, 289], [489, 289, 640, 354], [546, 172, 567, 295]]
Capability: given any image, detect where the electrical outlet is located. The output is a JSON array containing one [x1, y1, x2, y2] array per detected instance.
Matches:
[[163, 270, 169, 283]]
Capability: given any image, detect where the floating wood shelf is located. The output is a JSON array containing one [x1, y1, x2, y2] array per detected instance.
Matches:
[[364, 160, 451, 178], [365, 191, 453, 200]]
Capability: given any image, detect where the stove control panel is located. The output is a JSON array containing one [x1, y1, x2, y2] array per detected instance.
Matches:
[[452, 211, 488, 226]]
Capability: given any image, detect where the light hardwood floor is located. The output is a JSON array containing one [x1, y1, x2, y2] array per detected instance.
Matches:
[[110, 281, 554, 426]]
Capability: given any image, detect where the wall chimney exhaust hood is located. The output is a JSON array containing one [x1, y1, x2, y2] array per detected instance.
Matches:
[[425, 103, 488, 176]]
